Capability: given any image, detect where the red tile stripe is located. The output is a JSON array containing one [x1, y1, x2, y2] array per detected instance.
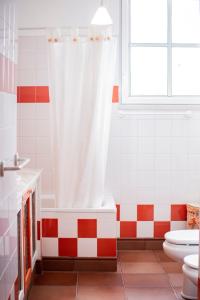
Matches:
[[116, 204, 120, 221], [137, 205, 154, 221], [17, 86, 50, 103], [97, 238, 116, 257], [42, 219, 58, 238], [171, 204, 187, 221], [17, 85, 119, 103], [58, 238, 77, 257], [112, 85, 119, 103], [78, 219, 97, 238], [120, 221, 137, 238], [154, 221, 170, 238]]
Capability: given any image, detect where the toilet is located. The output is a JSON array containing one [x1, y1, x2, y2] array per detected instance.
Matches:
[[182, 254, 199, 300], [163, 230, 199, 262], [163, 230, 199, 300]]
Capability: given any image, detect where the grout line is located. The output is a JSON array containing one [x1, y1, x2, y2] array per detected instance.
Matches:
[[76, 272, 79, 298]]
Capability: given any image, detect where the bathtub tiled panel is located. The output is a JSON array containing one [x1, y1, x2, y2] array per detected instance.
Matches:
[[116, 204, 187, 238], [40, 213, 117, 258]]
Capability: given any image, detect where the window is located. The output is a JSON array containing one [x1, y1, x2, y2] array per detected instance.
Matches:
[[122, 0, 200, 104]]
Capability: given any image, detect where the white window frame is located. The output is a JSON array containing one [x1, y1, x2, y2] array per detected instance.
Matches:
[[121, 0, 200, 105]]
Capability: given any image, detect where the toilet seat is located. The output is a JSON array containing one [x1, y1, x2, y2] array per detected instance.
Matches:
[[163, 230, 199, 263], [182, 255, 199, 299], [164, 230, 199, 245], [184, 254, 199, 270]]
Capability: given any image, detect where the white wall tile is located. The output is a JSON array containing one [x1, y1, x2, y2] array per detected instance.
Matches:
[[35, 104, 50, 119], [97, 219, 116, 238], [42, 238, 58, 257], [35, 120, 50, 137], [121, 137, 138, 154], [155, 119, 172, 137], [58, 215, 77, 238], [155, 137, 171, 154], [78, 238, 97, 257], [137, 221, 154, 238], [120, 204, 137, 221], [120, 120, 138, 137], [138, 137, 155, 154], [21, 119, 36, 137], [20, 104, 36, 120], [154, 204, 170, 221], [138, 119, 155, 137], [170, 221, 187, 231]]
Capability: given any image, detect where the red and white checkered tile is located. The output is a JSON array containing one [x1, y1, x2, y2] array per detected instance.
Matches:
[[39, 203, 188, 258], [40, 212, 117, 258], [116, 203, 187, 239]]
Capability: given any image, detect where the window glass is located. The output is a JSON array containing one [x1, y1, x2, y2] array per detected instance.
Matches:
[[172, 0, 200, 43], [130, 0, 167, 43], [130, 47, 167, 95], [172, 48, 200, 95]]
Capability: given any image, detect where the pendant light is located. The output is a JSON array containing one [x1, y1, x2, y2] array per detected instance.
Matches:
[[91, 0, 113, 25]]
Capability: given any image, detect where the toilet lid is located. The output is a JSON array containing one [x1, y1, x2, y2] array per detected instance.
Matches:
[[165, 230, 199, 245], [184, 254, 199, 270]]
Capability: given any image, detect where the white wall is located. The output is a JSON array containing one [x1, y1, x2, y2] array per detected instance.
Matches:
[[0, 0, 18, 299], [17, 0, 120, 34]]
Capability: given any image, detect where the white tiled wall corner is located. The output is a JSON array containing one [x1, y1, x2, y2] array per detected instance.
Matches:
[[0, 1, 18, 299], [108, 111, 200, 208]]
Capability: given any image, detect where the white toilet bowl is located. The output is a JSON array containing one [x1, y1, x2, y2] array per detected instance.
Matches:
[[163, 230, 199, 263], [182, 254, 199, 300]]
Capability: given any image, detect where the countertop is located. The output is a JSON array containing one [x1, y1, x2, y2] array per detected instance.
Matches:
[[17, 168, 42, 199]]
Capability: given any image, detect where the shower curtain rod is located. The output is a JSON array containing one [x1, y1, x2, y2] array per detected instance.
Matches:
[[18, 26, 89, 30], [18, 26, 117, 38]]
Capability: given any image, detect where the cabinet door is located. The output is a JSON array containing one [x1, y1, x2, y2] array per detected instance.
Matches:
[[22, 193, 32, 294], [17, 210, 22, 297], [31, 191, 36, 256]]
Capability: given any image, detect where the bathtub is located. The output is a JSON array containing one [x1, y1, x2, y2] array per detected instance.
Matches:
[[39, 194, 117, 261]]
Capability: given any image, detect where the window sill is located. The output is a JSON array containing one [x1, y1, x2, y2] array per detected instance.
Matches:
[[121, 96, 200, 106]]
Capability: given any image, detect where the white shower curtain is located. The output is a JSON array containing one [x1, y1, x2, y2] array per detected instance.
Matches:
[[48, 29, 116, 208]]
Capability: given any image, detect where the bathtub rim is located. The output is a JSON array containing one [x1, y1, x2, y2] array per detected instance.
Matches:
[[40, 194, 116, 213]]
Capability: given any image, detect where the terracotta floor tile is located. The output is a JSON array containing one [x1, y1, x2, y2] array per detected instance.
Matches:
[[123, 274, 170, 288], [125, 287, 177, 300], [78, 272, 123, 286], [29, 286, 76, 300], [121, 262, 165, 274], [168, 273, 183, 288], [77, 286, 126, 300], [154, 250, 174, 262], [34, 271, 77, 286], [119, 250, 157, 262], [161, 262, 182, 273]]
